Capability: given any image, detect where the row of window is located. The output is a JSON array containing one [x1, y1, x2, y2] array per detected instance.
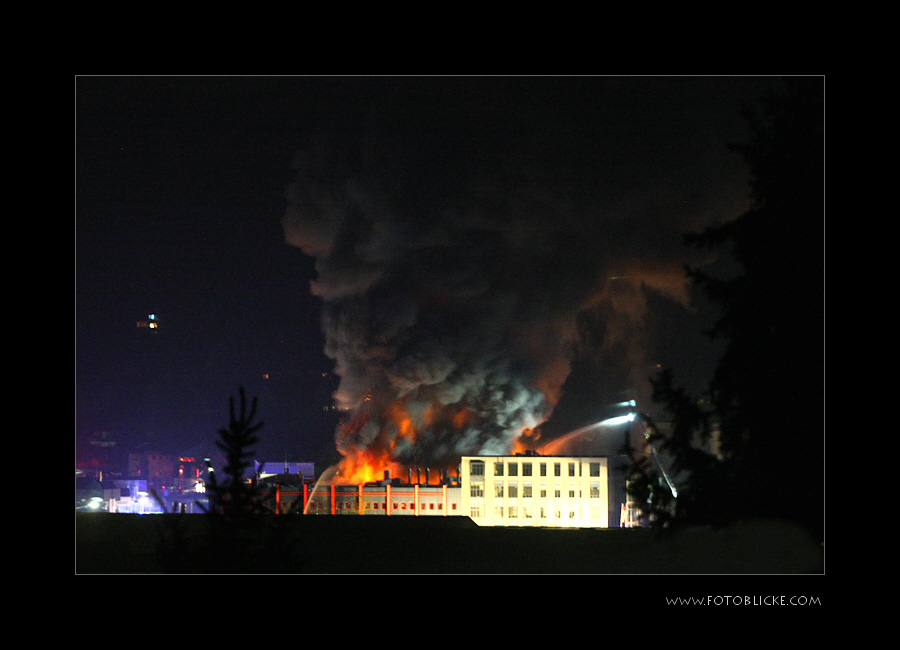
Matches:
[[470, 483, 602, 499], [308, 500, 458, 512], [469, 506, 581, 520], [470, 460, 603, 478]]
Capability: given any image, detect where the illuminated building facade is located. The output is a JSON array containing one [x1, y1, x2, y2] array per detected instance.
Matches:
[[460, 454, 629, 528], [280, 481, 461, 516], [261, 454, 632, 527]]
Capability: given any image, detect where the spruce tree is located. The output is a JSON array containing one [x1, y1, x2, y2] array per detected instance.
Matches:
[[635, 78, 824, 542], [202, 386, 270, 523]]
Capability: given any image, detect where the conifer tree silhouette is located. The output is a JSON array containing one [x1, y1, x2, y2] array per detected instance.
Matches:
[[201, 386, 271, 523], [155, 388, 307, 573], [629, 78, 824, 542]]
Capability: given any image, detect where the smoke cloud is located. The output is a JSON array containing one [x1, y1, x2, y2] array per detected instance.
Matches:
[[282, 78, 759, 475]]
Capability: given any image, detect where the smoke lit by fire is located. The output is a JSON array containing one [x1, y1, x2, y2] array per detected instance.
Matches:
[[282, 79, 747, 484]]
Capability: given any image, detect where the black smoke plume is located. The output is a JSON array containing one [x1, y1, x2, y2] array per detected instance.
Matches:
[[282, 78, 761, 474]]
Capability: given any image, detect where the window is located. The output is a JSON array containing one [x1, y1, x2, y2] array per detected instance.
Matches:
[[495, 483, 504, 498], [540, 463, 547, 477], [522, 462, 532, 476], [554, 463, 561, 477], [523, 484, 532, 498], [590, 482, 600, 498], [494, 462, 504, 476], [554, 488, 561, 498], [508, 506, 518, 518], [470, 506, 482, 518], [470, 460, 484, 476], [508, 484, 518, 498], [568, 462, 576, 477], [540, 487, 547, 498], [508, 462, 518, 476], [540, 507, 547, 519], [495, 506, 504, 519], [569, 510, 576, 519], [590, 462, 601, 477], [523, 507, 532, 518], [569, 489, 575, 498], [470, 483, 484, 498]]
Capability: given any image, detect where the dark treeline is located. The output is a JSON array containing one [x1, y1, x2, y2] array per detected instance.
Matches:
[[631, 77, 825, 543]]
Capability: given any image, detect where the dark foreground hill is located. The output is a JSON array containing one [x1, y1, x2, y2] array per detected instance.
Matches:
[[76, 513, 822, 574]]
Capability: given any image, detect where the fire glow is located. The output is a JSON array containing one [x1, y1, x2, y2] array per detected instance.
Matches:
[[331, 398, 545, 486]]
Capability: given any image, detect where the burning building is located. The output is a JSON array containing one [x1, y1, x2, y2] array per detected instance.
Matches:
[[266, 467, 461, 517], [276, 452, 633, 528], [304, 480, 461, 517], [282, 80, 700, 503]]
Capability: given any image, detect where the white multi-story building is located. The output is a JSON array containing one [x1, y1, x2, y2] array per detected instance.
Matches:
[[460, 453, 628, 528]]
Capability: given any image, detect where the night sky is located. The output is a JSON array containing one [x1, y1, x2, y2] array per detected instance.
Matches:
[[75, 75, 785, 473]]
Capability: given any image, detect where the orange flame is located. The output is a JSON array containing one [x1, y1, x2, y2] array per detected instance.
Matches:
[[332, 399, 428, 485], [334, 449, 406, 485], [510, 426, 542, 455], [452, 407, 472, 430], [332, 386, 557, 484]]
